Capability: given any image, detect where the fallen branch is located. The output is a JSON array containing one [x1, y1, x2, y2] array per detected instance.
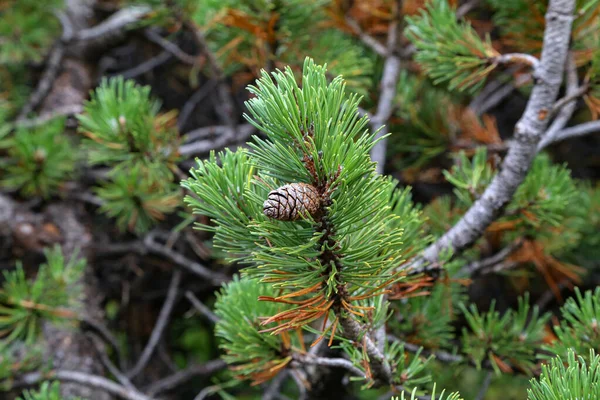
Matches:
[[127, 269, 182, 379]]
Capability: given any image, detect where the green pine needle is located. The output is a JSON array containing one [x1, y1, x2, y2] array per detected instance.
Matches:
[[18, 381, 83, 400], [545, 287, 600, 360], [1, 118, 76, 198], [0, 246, 85, 346], [528, 349, 600, 400], [214, 276, 294, 384], [406, 0, 499, 93], [460, 294, 549, 375]]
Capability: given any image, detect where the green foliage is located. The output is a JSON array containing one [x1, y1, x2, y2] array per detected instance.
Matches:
[[387, 185, 428, 260], [406, 0, 498, 93], [78, 77, 181, 233], [390, 282, 462, 349], [95, 164, 182, 234], [18, 381, 83, 400], [182, 148, 264, 263], [78, 77, 179, 175], [485, 0, 545, 53], [0, 118, 76, 198], [557, 184, 600, 267], [460, 295, 549, 375], [390, 71, 454, 169], [527, 349, 600, 400], [422, 196, 464, 237], [545, 287, 600, 360], [385, 342, 433, 388], [192, 0, 328, 75], [0, 246, 85, 345], [303, 29, 375, 97], [506, 154, 578, 233], [0, 66, 30, 121], [0, 343, 43, 388], [443, 147, 495, 207], [341, 337, 433, 389], [0, 0, 64, 65], [214, 276, 292, 384]]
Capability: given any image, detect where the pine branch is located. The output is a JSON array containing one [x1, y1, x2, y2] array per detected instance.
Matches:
[[407, 0, 576, 273]]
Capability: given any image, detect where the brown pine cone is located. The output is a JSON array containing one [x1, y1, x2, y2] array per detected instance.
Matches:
[[263, 183, 320, 221]]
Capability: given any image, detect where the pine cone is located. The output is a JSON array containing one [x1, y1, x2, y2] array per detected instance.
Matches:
[[263, 183, 320, 221]]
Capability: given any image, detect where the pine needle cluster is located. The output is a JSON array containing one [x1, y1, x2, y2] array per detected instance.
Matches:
[[78, 77, 182, 233], [0, 118, 76, 198]]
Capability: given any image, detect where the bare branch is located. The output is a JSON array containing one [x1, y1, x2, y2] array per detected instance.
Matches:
[[538, 120, 600, 150], [74, 6, 151, 43], [185, 290, 220, 324], [551, 84, 589, 116], [88, 333, 136, 391], [144, 29, 197, 65], [80, 316, 127, 370], [178, 81, 218, 131], [13, 105, 82, 129], [541, 53, 580, 142], [183, 20, 237, 130], [127, 269, 182, 379], [16, 43, 66, 120], [179, 124, 256, 156], [459, 239, 523, 276], [114, 51, 172, 79], [145, 359, 227, 396], [143, 232, 229, 284], [263, 370, 290, 400]]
